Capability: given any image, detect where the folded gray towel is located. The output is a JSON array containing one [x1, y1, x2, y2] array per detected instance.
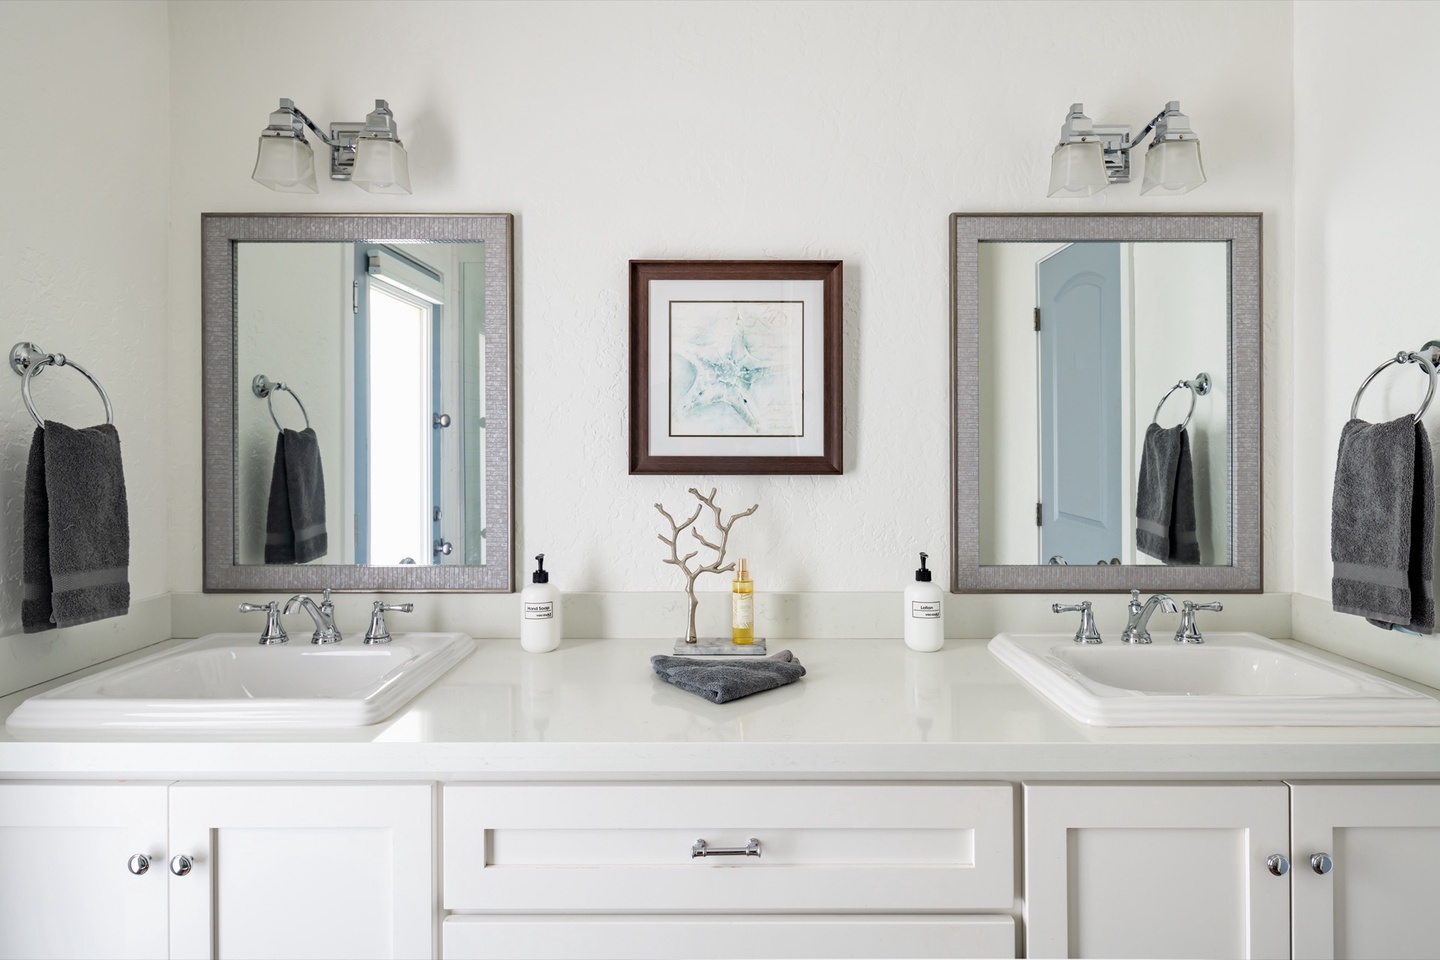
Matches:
[[1331, 416, 1434, 634], [22, 422, 131, 633], [650, 650, 806, 704], [1136, 423, 1200, 565], [264, 427, 327, 564]]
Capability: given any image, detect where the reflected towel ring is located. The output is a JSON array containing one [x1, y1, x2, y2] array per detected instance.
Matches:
[[1152, 372, 1212, 431], [252, 374, 311, 432], [9, 342, 114, 429], [1350, 350, 1437, 421]]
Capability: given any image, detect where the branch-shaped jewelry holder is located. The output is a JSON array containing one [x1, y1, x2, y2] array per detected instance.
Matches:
[[656, 487, 759, 655]]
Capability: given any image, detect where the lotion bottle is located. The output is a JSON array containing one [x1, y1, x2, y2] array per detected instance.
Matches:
[[731, 558, 755, 645], [904, 552, 944, 652], [521, 554, 561, 653]]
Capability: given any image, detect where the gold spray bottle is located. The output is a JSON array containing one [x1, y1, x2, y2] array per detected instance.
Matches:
[[731, 558, 755, 644]]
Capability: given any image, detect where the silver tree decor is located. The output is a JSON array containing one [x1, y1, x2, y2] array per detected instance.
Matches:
[[655, 487, 759, 644]]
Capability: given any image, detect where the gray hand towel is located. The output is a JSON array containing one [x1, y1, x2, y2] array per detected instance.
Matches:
[[1331, 416, 1434, 634], [22, 422, 131, 633], [1136, 423, 1200, 565], [264, 427, 327, 564], [650, 650, 806, 704]]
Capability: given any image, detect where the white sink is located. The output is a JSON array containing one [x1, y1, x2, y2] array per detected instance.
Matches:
[[989, 632, 1440, 726], [5, 632, 475, 730]]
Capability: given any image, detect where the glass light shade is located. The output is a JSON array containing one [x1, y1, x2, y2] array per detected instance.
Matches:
[[252, 135, 318, 193], [1141, 138, 1206, 195], [1047, 141, 1108, 197], [352, 138, 412, 195]]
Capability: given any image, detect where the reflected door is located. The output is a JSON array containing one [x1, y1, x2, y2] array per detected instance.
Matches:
[[1037, 243, 1122, 565]]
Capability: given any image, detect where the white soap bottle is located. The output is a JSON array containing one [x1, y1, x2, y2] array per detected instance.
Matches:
[[904, 552, 944, 652], [520, 554, 561, 653]]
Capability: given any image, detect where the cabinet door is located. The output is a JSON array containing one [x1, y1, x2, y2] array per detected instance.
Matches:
[[168, 782, 434, 960], [1024, 783, 1290, 959], [1291, 781, 1440, 960], [0, 782, 169, 960]]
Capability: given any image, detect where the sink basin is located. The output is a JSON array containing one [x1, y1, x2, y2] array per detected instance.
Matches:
[[5, 632, 475, 730], [989, 632, 1440, 726]]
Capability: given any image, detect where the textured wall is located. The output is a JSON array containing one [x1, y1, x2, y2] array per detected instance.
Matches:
[[0, 3, 170, 671], [1289, 1, 1440, 674], [166, 0, 1295, 595]]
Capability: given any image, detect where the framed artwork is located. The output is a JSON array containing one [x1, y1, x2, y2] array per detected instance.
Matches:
[[629, 260, 843, 475]]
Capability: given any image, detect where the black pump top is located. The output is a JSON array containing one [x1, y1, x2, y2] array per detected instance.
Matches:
[[532, 554, 549, 584], [915, 552, 932, 582]]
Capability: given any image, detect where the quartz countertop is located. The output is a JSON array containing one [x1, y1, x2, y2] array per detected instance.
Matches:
[[1, 636, 1438, 780]]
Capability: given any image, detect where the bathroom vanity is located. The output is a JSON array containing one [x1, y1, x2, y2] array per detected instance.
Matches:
[[1, 635, 1438, 960]]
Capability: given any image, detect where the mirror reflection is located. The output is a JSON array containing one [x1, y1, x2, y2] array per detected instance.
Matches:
[[235, 241, 488, 567], [978, 241, 1230, 567]]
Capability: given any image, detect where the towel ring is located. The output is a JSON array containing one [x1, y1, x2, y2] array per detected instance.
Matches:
[[9, 342, 114, 429], [1152, 372, 1212, 431], [252, 374, 311, 432], [1350, 350, 1437, 421]]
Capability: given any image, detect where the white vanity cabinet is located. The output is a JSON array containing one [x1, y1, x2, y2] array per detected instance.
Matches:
[[1024, 781, 1440, 960], [441, 782, 1018, 959], [1289, 782, 1440, 960], [0, 781, 434, 960]]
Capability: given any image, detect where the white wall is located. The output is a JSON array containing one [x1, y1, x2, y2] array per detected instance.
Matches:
[[1291, 0, 1440, 680], [0, 1, 171, 694], [166, 0, 1296, 595]]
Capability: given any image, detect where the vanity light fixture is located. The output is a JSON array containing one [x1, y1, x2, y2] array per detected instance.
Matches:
[[252, 98, 411, 195], [1047, 101, 1206, 198]]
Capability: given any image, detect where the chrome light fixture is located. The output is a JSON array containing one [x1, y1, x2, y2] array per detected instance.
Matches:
[[252, 98, 412, 194], [1047, 100, 1206, 198]]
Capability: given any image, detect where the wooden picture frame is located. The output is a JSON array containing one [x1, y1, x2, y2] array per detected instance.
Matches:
[[629, 259, 843, 475]]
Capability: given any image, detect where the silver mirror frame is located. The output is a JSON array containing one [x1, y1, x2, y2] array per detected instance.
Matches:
[[950, 213, 1262, 593], [201, 213, 514, 592]]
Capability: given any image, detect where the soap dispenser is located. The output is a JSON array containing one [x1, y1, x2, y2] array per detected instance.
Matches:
[[521, 554, 561, 653], [904, 552, 944, 652]]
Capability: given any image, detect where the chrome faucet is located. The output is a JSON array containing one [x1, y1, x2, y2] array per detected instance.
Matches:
[[364, 601, 413, 644], [1121, 590, 1178, 644], [284, 588, 342, 644], [1175, 600, 1224, 644], [238, 600, 288, 645]]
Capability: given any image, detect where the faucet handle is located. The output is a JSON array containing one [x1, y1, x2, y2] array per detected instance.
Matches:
[[1175, 600, 1223, 644], [1053, 600, 1102, 644], [238, 601, 288, 645], [365, 602, 414, 645]]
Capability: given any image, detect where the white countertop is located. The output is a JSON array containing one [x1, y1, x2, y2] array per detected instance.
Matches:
[[1, 636, 1438, 780]]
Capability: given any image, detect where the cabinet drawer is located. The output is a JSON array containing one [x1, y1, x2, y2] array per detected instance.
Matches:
[[443, 783, 1013, 912], [443, 914, 1016, 959]]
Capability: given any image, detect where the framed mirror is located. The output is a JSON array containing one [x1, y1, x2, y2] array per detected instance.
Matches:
[[951, 213, 1261, 592], [202, 214, 513, 591]]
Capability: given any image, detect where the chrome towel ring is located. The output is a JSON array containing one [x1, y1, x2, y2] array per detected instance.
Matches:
[[1351, 350, 1437, 422], [9, 341, 114, 429], [252, 374, 311, 432], [1152, 372, 1212, 431]]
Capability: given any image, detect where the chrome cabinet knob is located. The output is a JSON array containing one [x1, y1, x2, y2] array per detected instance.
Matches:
[[169, 854, 193, 877], [1311, 852, 1333, 875], [1266, 854, 1290, 876], [127, 854, 150, 875]]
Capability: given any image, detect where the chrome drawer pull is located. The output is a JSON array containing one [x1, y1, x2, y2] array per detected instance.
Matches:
[[692, 838, 761, 858]]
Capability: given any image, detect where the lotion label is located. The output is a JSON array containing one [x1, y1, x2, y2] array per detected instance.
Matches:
[[524, 601, 555, 620], [910, 601, 941, 619], [732, 594, 754, 629]]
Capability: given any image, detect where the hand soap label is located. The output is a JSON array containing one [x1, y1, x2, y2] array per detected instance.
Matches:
[[523, 601, 554, 620], [910, 601, 941, 619]]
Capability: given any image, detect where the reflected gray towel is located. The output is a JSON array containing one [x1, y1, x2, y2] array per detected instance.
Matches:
[[1136, 423, 1200, 565], [1331, 416, 1434, 634], [650, 650, 806, 704], [264, 427, 327, 564], [22, 423, 130, 633]]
